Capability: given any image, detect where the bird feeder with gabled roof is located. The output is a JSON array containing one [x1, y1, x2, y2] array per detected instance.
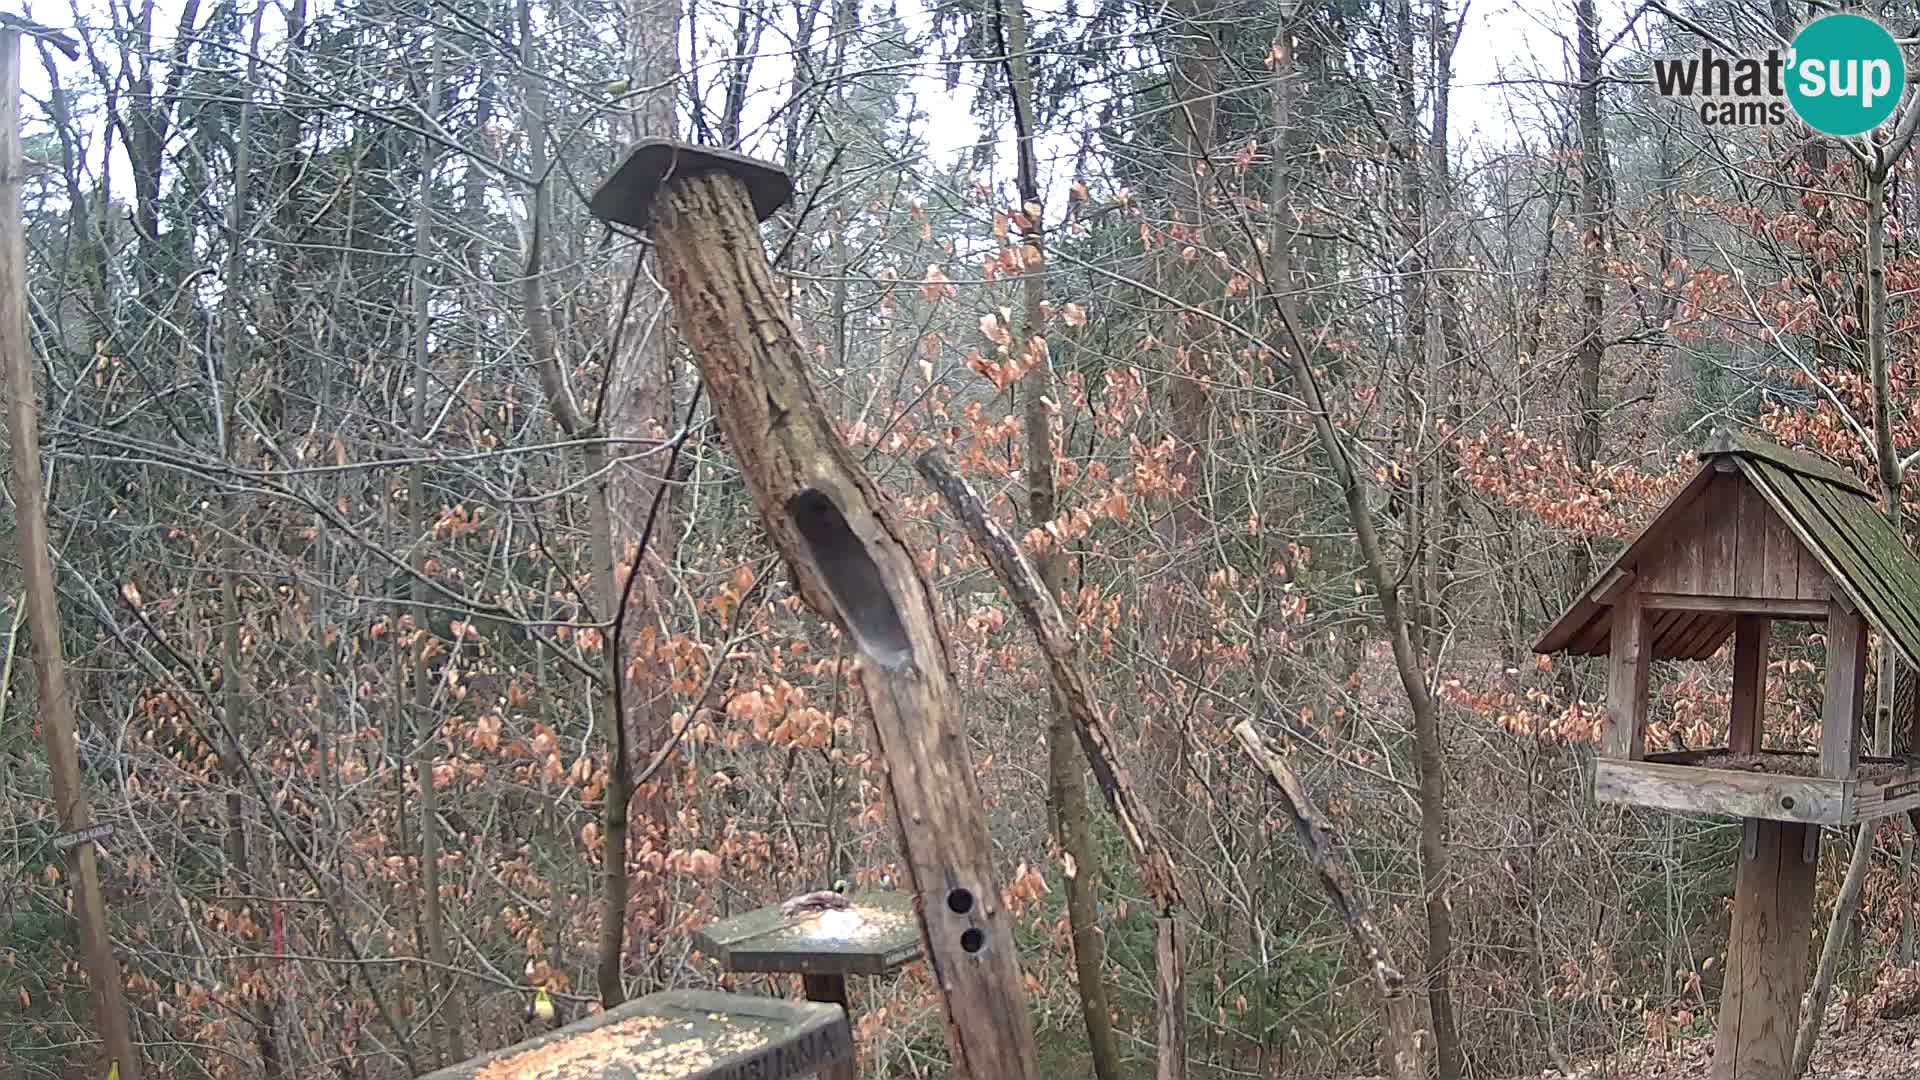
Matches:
[[1536, 427, 1920, 1079]]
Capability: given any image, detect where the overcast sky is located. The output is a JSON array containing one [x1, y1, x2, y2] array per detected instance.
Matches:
[[9, 0, 1639, 217]]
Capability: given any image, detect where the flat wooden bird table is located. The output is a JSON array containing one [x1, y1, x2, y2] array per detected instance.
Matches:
[[693, 892, 922, 1080], [419, 989, 848, 1080]]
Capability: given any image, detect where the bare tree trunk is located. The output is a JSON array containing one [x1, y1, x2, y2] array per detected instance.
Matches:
[[1157, 0, 1221, 864], [996, 0, 1120, 1074], [1234, 175, 1462, 1080], [0, 27, 143, 1080], [1570, 0, 1606, 593], [515, 0, 632, 1009], [1797, 164, 1900, 1076], [217, 12, 293, 1073], [602, 0, 684, 982], [1259, 9, 1453, 1069], [917, 450, 1187, 1078], [637, 163, 1041, 1077], [1232, 722, 1421, 1079], [407, 36, 463, 1062]]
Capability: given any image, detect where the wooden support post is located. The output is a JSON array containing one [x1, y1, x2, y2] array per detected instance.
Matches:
[[1154, 918, 1185, 1080], [0, 29, 143, 1080], [1605, 589, 1650, 760], [1823, 600, 1867, 780], [801, 975, 855, 1080], [590, 140, 1038, 1079], [1730, 615, 1769, 755], [1711, 820, 1819, 1080]]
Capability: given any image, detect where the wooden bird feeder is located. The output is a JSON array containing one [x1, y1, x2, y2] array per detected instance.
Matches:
[[587, 139, 1039, 1078], [419, 989, 850, 1080], [694, 891, 922, 1080], [1536, 428, 1920, 1079]]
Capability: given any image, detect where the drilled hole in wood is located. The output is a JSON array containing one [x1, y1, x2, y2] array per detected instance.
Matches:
[[947, 888, 974, 915], [787, 489, 914, 671], [960, 928, 985, 954]]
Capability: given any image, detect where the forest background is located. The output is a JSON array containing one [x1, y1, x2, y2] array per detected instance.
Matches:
[[2, 0, 1915, 1075]]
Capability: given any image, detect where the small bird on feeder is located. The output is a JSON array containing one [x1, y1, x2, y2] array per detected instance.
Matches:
[[781, 879, 852, 918], [524, 987, 559, 1029]]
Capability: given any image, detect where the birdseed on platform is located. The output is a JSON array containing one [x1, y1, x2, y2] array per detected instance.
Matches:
[[772, 904, 917, 943], [472, 1013, 771, 1080]]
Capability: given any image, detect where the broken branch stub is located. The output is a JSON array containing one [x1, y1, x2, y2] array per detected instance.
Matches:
[[590, 139, 1039, 1080]]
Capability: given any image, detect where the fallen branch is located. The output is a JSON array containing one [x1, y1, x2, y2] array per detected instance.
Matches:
[[1231, 720, 1424, 1080], [1232, 720, 1401, 989], [915, 450, 1183, 912], [915, 450, 1186, 1080]]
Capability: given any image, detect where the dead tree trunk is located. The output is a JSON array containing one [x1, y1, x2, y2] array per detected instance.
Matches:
[[591, 141, 1038, 1080], [0, 27, 143, 1080]]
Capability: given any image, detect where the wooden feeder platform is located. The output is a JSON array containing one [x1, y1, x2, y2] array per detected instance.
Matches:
[[1596, 748, 1920, 824], [419, 989, 850, 1080], [693, 891, 922, 977], [1536, 429, 1920, 1080], [693, 891, 921, 1080]]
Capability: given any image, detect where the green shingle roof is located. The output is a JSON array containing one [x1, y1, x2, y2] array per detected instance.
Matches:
[[1534, 428, 1920, 671]]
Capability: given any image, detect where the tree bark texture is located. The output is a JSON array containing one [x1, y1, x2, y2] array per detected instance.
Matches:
[[603, 0, 684, 981], [645, 168, 1038, 1080], [1570, 0, 1607, 595]]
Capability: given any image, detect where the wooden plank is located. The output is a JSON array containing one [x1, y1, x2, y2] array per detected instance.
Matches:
[[1593, 759, 1849, 823], [1707, 428, 1873, 496], [1641, 747, 1822, 767], [419, 989, 852, 1080], [1766, 497, 1813, 601], [1700, 474, 1740, 595], [1638, 594, 1827, 618], [1677, 613, 1734, 660], [1649, 607, 1689, 640], [1730, 616, 1769, 754], [1822, 601, 1869, 780], [1656, 609, 1700, 659], [1641, 503, 1703, 595], [1849, 766, 1920, 822], [1659, 609, 1710, 659], [1710, 820, 1819, 1080], [1744, 466, 1907, 649], [1571, 611, 1612, 656], [1796, 533, 1829, 602], [1797, 475, 1920, 629], [1589, 567, 1635, 604], [1733, 478, 1771, 597], [1605, 591, 1651, 761], [1536, 465, 1718, 655]]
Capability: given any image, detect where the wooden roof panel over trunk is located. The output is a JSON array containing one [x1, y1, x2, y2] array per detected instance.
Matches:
[[1534, 430, 1920, 671]]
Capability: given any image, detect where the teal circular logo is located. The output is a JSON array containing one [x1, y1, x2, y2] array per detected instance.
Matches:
[[1788, 14, 1906, 136]]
